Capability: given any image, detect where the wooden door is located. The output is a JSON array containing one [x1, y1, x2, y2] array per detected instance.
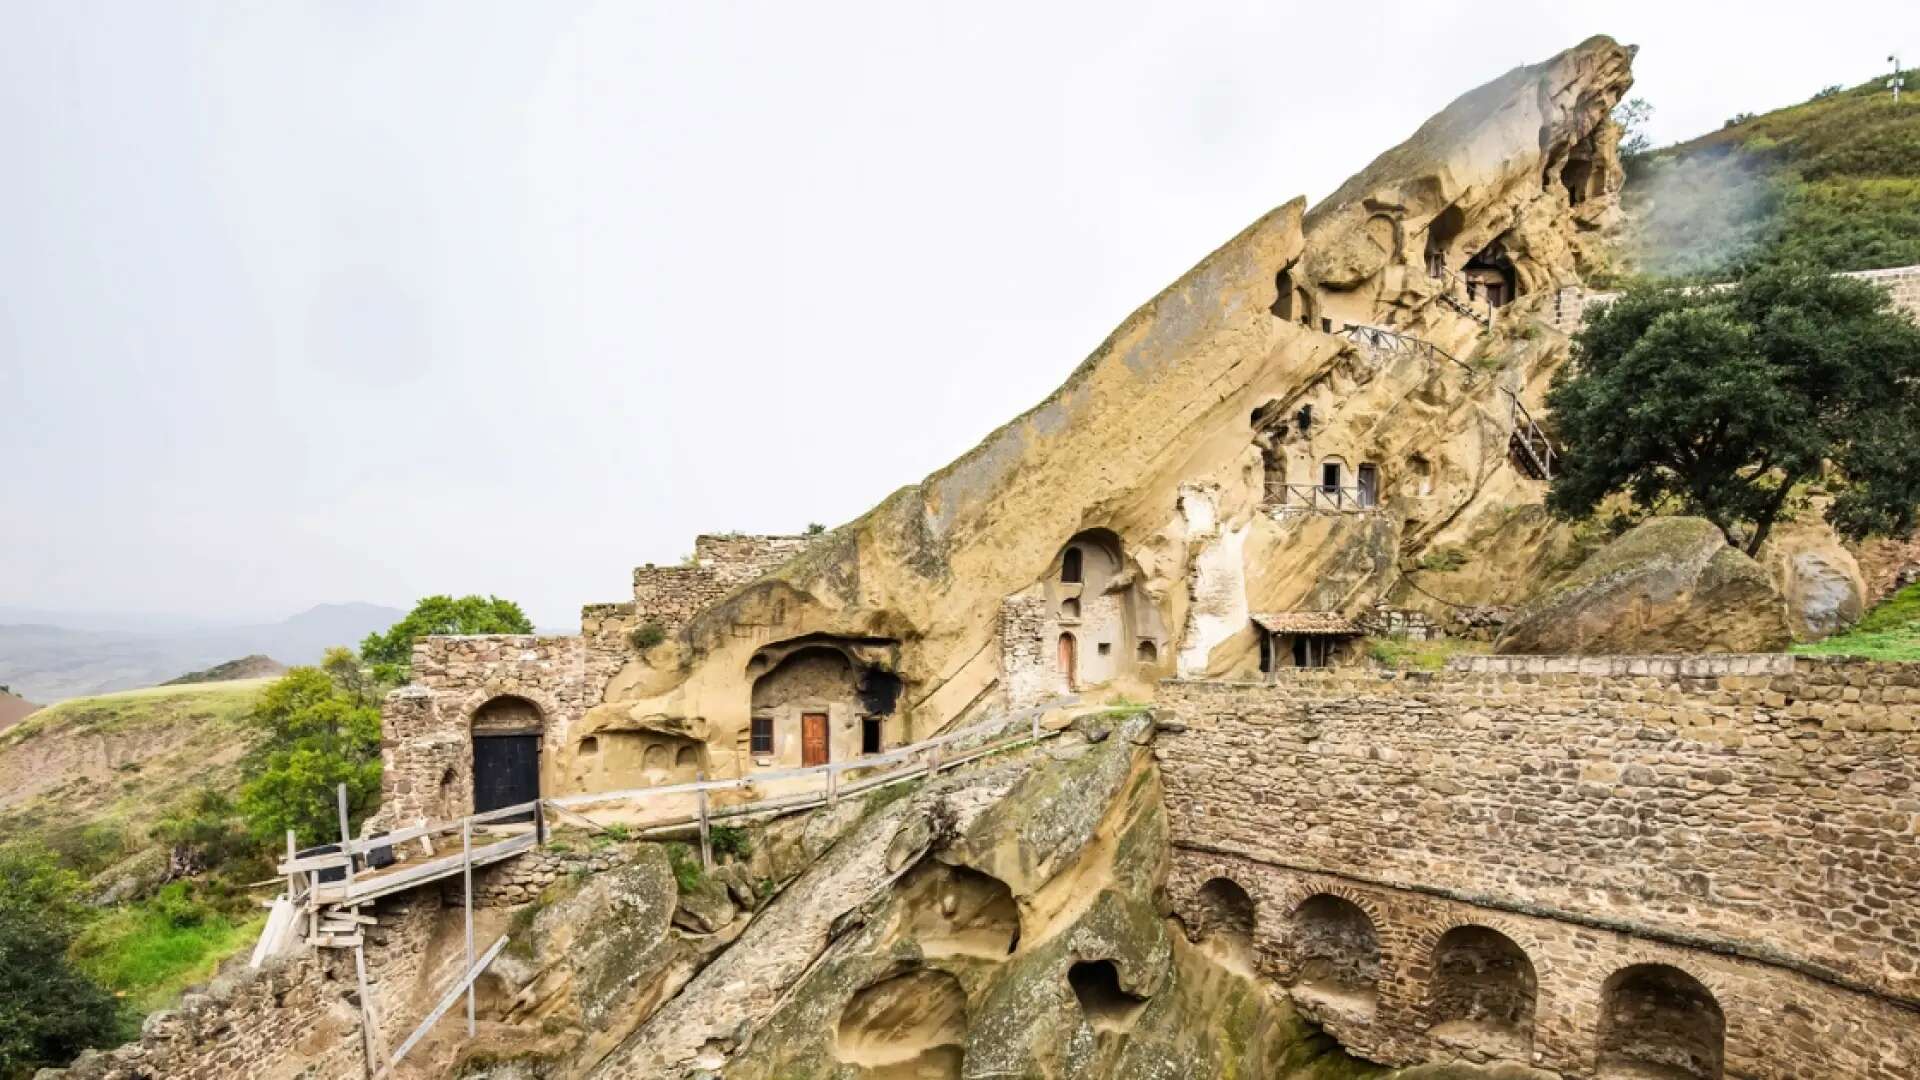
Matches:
[[1057, 633, 1077, 689], [473, 734, 539, 821], [801, 712, 830, 767]]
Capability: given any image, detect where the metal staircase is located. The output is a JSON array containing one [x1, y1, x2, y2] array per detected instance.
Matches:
[[1503, 389, 1557, 479]]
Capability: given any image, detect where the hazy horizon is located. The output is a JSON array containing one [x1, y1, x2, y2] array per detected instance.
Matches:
[[4, 1, 1912, 629]]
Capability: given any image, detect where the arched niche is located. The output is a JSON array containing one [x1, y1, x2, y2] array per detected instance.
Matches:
[[1428, 925, 1538, 1060], [1597, 964, 1725, 1080], [1289, 893, 1381, 1011]]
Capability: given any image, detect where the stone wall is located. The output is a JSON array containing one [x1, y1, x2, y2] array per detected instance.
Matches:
[[1157, 656, 1920, 1078], [47, 955, 362, 1080], [1167, 854, 1920, 1079], [998, 594, 1056, 708], [379, 633, 619, 828], [1544, 263, 1920, 335], [630, 535, 817, 633], [48, 891, 446, 1080]]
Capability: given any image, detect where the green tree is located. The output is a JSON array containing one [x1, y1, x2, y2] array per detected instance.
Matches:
[[359, 595, 532, 682], [0, 847, 120, 1078], [1547, 265, 1920, 555], [1614, 96, 1654, 157], [237, 649, 384, 847]]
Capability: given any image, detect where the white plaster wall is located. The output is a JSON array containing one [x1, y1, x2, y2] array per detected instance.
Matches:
[[1177, 488, 1252, 677]]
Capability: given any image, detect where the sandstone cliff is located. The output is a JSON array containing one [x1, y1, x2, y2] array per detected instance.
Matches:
[[570, 37, 1640, 773]]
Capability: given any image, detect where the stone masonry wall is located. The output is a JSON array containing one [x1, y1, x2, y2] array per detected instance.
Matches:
[[1544, 263, 1920, 335], [1157, 656, 1920, 1077], [631, 534, 816, 633], [1167, 853, 1920, 1079], [379, 633, 617, 828]]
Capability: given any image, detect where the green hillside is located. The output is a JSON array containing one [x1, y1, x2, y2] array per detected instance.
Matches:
[[1623, 74, 1920, 278], [1795, 582, 1920, 662]]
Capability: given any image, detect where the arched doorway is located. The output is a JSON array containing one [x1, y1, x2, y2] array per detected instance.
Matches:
[[1428, 925, 1537, 1060], [1597, 964, 1725, 1080], [1057, 633, 1078, 690], [471, 695, 542, 819]]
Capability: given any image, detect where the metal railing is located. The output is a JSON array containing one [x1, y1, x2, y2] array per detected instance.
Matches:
[[1428, 264, 1493, 328]]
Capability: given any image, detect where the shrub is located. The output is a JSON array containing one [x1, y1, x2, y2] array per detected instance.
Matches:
[[709, 826, 751, 860], [627, 622, 667, 651], [0, 847, 123, 1073], [1415, 546, 1470, 573], [665, 842, 704, 892]]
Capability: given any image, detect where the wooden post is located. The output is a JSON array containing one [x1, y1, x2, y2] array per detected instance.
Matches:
[[353, 943, 380, 1079], [462, 818, 475, 1037], [695, 768, 712, 871], [1031, 706, 1042, 741], [926, 741, 942, 780], [826, 765, 838, 808], [337, 784, 356, 894], [534, 798, 548, 847], [286, 830, 306, 942]]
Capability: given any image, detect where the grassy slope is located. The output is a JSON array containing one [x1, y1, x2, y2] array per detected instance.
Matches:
[[0, 680, 268, 847], [1794, 582, 1920, 661], [0, 680, 273, 1028], [1624, 74, 1920, 278]]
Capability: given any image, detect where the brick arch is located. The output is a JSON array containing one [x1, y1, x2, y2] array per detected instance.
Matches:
[[1273, 880, 1390, 929], [1605, 946, 1738, 1011], [459, 682, 565, 728], [1411, 914, 1556, 983]]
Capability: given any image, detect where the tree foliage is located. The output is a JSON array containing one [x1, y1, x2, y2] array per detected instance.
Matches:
[[0, 848, 120, 1078], [237, 649, 384, 848], [359, 595, 532, 682], [1547, 265, 1920, 554]]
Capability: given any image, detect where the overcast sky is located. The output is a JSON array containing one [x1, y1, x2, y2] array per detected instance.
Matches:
[[2, 2, 1912, 628]]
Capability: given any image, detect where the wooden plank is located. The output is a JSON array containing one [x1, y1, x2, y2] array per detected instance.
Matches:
[[468, 799, 542, 826], [311, 833, 535, 906], [377, 935, 510, 1078]]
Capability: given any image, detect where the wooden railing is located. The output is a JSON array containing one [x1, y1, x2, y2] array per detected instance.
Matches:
[[1336, 322, 1477, 379], [1266, 483, 1378, 512], [1503, 388, 1557, 479]]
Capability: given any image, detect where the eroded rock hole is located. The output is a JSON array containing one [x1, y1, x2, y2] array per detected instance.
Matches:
[[901, 862, 1021, 959], [1068, 959, 1149, 1031], [1597, 964, 1725, 1080], [835, 969, 967, 1077], [1428, 925, 1537, 1061]]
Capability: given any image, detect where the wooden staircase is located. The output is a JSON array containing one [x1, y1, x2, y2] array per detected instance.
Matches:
[[1503, 389, 1557, 479]]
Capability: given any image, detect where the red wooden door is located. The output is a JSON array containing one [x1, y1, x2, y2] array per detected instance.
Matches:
[[801, 712, 830, 767], [1057, 633, 1077, 690]]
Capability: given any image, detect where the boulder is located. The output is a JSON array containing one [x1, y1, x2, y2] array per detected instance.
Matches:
[[1763, 524, 1866, 640], [1497, 517, 1791, 654], [673, 874, 738, 934]]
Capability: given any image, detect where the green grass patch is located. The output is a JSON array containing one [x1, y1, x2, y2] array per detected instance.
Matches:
[[2, 680, 267, 747], [71, 886, 263, 1017], [1793, 582, 1920, 661], [665, 842, 704, 892], [1364, 635, 1491, 671]]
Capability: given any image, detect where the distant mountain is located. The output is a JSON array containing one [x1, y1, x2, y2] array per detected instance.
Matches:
[[0, 689, 38, 732], [0, 602, 405, 703], [163, 654, 289, 686]]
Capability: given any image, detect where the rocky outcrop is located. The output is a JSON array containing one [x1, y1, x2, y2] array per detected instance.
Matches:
[[1497, 517, 1791, 654], [1764, 524, 1867, 640]]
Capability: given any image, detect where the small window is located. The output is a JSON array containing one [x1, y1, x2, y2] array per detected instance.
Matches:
[[1061, 597, 1081, 620], [1097, 642, 1112, 656], [1321, 462, 1342, 491], [1061, 547, 1084, 584], [750, 716, 774, 756], [861, 716, 882, 755], [1137, 641, 1158, 663], [578, 736, 599, 755]]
